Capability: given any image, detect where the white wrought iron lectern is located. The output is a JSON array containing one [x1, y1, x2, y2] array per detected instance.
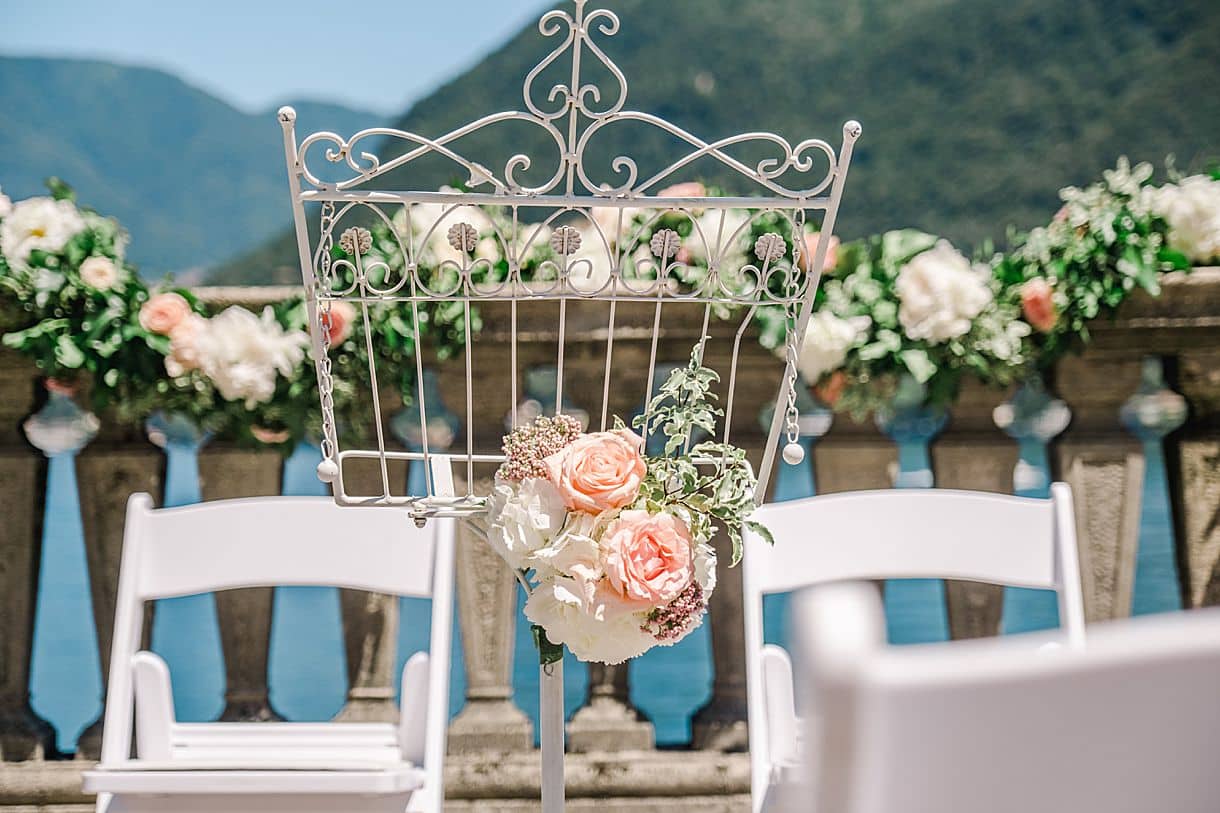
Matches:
[[280, 2, 859, 809]]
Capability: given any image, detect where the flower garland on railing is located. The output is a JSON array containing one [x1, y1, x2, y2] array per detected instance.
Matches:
[[0, 159, 1216, 446]]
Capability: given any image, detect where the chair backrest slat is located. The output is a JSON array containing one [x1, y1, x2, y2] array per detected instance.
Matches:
[[133, 497, 436, 599]]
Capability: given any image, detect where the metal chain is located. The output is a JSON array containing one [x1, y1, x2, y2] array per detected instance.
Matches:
[[782, 210, 806, 446], [316, 201, 339, 462]]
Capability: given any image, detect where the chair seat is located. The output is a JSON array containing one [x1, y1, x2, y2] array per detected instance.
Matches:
[[84, 762, 424, 793]]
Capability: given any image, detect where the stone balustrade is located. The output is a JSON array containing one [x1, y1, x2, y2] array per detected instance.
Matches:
[[1, 269, 1217, 812]]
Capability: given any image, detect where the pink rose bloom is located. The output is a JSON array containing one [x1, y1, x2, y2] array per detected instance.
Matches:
[[165, 314, 206, 376], [323, 301, 356, 345], [602, 509, 694, 607], [799, 231, 840, 273], [251, 426, 291, 444], [543, 428, 646, 514], [657, 181, 707, 198], [140, 292, 192, 336], [1021, 278, 1058, 333]]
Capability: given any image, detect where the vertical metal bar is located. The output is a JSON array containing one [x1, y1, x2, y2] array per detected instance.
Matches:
[[642, 297, 663, 441], [464, 298, 474, 495], [358, 287, 392, 500], [723, 306, 759, 448], [555, 297, 567, 414], [539, 659, 565, 813], [511, 299, 519, 429], [600, 298, 616, 431]]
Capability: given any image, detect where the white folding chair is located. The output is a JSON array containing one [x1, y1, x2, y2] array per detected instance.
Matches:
[[793, 581, 1220, 813], [742, 483, 1086, 812], [83, 462, 456, 813]]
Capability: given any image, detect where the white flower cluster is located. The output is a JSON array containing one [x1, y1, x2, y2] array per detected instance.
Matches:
[[166, 306, 309, 408], [0, 196, 86, 270], [1151, 175, 1220, 265], [794, 310, 870, 383]]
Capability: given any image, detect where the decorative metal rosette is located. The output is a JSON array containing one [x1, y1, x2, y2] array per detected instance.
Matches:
[[649, 228, 682, 259], [550, 225, 583, 255], [753, 233, 787, 262], [447, 222, 479, 253], [339, 227, 373, 256]]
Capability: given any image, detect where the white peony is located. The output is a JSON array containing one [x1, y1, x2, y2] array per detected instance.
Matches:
[[693, 540, 717, 596], [896, 241, 993, 343], [524, 576, 656, 664], [192, 306, 308, 408], [0, 186, 11, 219], [486, 476, 568, 571], [794, 310, 870, 382], [80, 256, 120, 290], [0, 197, 86, 269], [1152, 175, 1220, 264], [398, 192, 494, 268]]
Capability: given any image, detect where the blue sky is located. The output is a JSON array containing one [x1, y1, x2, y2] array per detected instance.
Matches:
[[1, 0, 549, 114]]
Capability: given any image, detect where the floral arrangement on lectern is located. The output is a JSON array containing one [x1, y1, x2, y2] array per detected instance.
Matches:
[[485, 339, 770, 664]]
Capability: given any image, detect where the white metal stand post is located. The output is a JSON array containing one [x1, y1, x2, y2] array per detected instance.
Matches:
[[539, 659, 565, 813]]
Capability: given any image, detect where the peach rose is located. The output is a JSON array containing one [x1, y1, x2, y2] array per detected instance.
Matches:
[[799, 231, 840, 273], [657, 181, 707, 198], [813, 369, 847, 406], [323, 301, 356, 345], [165, 314, 206, 376], [251, 426, 291, 444], [139, 292, 192, 335], [543, 428, 646, 514], [602, 509, 694, 606], [1021, 278, 1058, 333]]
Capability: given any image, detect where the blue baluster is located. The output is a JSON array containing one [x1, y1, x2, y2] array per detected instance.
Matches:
[[267, 441, 349, 721], [994, 377, 1072, 633], [876, 376, 949, 644], [25, 381, 102, 753], [392, 368, 465, 717], [1120, 357, 1187, 615], [145, 412, 226, 722]]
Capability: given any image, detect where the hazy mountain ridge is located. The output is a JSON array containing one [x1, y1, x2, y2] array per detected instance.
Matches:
[[0, 55, 381, 275]]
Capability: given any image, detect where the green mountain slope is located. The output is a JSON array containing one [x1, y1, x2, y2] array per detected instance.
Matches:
[[211, 0, 1220, 285], [0, 56, 380, 276]]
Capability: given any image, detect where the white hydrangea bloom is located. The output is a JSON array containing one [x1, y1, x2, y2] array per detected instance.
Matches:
[[0, 186, 11, 219], [193, 306, 308, 408], [1152, 175, 1220, 264], [896, 241, 993, 343], [0, 197, 86, 269], [523, 576, 655, 664], [486, 477, 568, 571]]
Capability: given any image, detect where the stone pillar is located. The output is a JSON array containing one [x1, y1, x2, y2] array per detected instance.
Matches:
[[75, 426, 163, 758], [447, 517, 533, 752], [198, 447, 284, 721], [0, 356, 53, 760], [568, 663, 653, 752], [690, 530, 748, 751], [932, 380, 1020, 640], [1166, 348, 1220, 609], [1052, 353, 1146, 622]]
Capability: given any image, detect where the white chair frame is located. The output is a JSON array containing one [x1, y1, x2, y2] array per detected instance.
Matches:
[[742, 483, 1086, 812], [793, 581, 1220, 813], [83, 458, 456, 813]]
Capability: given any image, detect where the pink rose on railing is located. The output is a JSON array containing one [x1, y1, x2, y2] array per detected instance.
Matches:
[[542, 428, 646, 513], [656, 181, 707, 198], [165, 314, 206, 377], [139, 292, 192, 335], [1021, 278, 1058, 333], [602, 509, 694, 607], [322, 301, 356, 345], [799, 231, 840, 273]]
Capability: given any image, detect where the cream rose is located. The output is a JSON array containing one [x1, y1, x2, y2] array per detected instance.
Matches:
[[140, 292, 192, 335], [601, 509, 694, 607], [794, 310, 870, 383], [543, 428, 646, 514], [80, 256, 120, 290], [896, 241, 992, 343]]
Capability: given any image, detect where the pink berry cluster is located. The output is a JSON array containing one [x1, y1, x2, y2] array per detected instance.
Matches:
[[641, 581, 706, 643], [498, 414, 584, 481]]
